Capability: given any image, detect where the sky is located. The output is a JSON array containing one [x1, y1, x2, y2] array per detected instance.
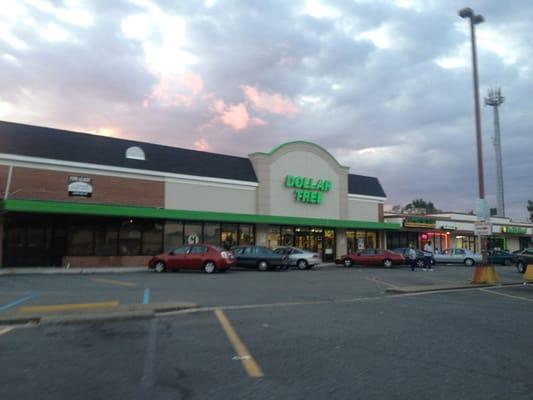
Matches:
[[1, 0, 532, 221]]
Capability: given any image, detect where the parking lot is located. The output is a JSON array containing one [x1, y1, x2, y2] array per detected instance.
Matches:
[[1, 265, 532, 399]]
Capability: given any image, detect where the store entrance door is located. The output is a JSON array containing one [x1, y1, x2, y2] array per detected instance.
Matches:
[[294, 227, 323, 255], [293, 227, 336, 261]]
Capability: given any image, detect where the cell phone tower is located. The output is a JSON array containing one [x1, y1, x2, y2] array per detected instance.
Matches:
[[484, 88, 505, 216]]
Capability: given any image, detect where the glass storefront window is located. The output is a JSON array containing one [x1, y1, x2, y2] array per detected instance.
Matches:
[[204, 223, 220, 246], [142, 221, 164, 255], [487, 236, 506, 251], [221, 224, 238, 249], [267, 226, 280, 248], [239, 224, 254, 245], [95, 220, 119, 256], [184, 223, 202, 245], [385, 231, 419, 250], [119, 219, 142, 256], [347, 230, 379, 250], [281, 227, 294, 246], [70, 219, 94, 256], [346, 231, 356, 253], [453, 235, 476, 251], [164, 222, 183, 251], [323, 229, 335, 261]]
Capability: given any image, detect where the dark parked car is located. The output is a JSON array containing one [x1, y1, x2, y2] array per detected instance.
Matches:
[[232, 245, 289, 271], [392, 247, 433, 268], [335, 248, 405, 268], [516, 248, 533, 273], [488, 250, 517, 266], [148, 244, 235, 273]]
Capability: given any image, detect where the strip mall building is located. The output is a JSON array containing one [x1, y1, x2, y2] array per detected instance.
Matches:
[[0, 121, 399, 267]]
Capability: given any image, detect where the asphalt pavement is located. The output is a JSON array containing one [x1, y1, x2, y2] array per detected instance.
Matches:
[[1, 264, 532, 399]]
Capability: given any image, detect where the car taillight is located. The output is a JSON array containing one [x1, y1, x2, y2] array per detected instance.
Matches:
[[312, 254, 319, 258]]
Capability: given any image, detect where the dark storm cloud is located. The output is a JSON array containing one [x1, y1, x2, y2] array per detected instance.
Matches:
[[1, 0, 531, 220]]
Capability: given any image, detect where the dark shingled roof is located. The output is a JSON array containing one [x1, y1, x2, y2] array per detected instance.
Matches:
[[348, 174, 386, 198], [0, 120, 258, 182], [0, 120, 387, 197]]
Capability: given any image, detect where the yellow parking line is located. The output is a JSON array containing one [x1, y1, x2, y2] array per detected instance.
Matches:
[[214, 309, 264, 378], [480, 288, 533, 303], [91, 278, 137, 287], [0, 327, 14, 336], [19, 301, 120, 314]]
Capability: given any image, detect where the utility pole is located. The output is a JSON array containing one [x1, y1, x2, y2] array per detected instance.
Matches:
[[458, 7, 489, 264], [485, 88, 505, 217]]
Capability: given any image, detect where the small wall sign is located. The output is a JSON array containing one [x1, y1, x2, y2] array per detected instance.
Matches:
[[68, 176, 92, 197]]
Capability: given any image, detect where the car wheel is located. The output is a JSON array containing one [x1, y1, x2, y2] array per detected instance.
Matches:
[[297, 259, 308, 270], [504, 259, 512, 266], [517, 261, 526, 274], [154, 261, 166, 273], [416, 259, 425, 269], [464, 258, 474, 267], [203, 261, 217, 274], [383, 259, 393, 268], [343, 258, 352, 268], [258, 260, 269, 271]]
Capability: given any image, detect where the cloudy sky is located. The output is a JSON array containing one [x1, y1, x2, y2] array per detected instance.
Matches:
[[1, 0, 532, 221]]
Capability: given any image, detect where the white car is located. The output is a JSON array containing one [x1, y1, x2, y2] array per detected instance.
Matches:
[[433, 248, 482, 266]]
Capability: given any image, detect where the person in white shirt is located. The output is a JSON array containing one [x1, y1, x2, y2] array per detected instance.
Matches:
[[423, 240, 434, 271], [408, 243, 417, 272]]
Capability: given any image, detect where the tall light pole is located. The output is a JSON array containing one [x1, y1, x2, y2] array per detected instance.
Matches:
[[485, 88, 505, 217], [458, 7, 489, 264]]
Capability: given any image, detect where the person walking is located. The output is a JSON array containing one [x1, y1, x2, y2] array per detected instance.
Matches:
[[423, 240, 434, 271], [408, 243, 417, 272]]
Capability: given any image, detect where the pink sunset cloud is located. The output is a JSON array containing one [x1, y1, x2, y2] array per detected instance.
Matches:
[[242, 85, 300, 116], [150, 72, 204, 108], [219, 102, 250, 130], [194, 137, 210, 151]]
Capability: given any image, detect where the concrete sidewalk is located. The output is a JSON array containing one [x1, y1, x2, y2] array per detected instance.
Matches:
[[0, 267, 148, 275]]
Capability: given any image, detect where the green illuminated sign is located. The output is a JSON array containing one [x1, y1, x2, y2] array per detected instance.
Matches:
[[502, 226, 527, 234], [285, 175, 332, 204]]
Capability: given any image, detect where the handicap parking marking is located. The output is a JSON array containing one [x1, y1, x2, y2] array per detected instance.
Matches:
[[0, 293, 40, 313], [142, 288, 150, 305]]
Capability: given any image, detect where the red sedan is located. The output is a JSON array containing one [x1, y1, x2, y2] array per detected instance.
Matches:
[[148, 244, 235, 273], [335, 248, 405, 269]]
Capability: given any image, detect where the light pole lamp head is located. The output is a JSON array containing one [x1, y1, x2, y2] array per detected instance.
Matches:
[[458, 7, 474, 18], [473, 14, 484, 24]]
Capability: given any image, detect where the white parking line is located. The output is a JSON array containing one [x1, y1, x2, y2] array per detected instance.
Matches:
[[479, 288, 533, 303], [0, 327, 14, 336]]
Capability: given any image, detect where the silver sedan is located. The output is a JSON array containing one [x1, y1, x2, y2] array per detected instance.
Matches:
[[433, 248, 482, 266], [273, 246, 322, 270]]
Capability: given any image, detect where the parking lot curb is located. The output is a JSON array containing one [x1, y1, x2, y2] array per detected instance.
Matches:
[[0, 267, 148, 276], [386, 282, 522, 294], [0, 302, 198, 325]]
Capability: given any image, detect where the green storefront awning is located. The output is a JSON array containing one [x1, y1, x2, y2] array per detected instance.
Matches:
[[0, 199, 401, 230]]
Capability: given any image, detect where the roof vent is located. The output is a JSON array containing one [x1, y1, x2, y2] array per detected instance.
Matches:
[[126, 146, 145, 160]]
